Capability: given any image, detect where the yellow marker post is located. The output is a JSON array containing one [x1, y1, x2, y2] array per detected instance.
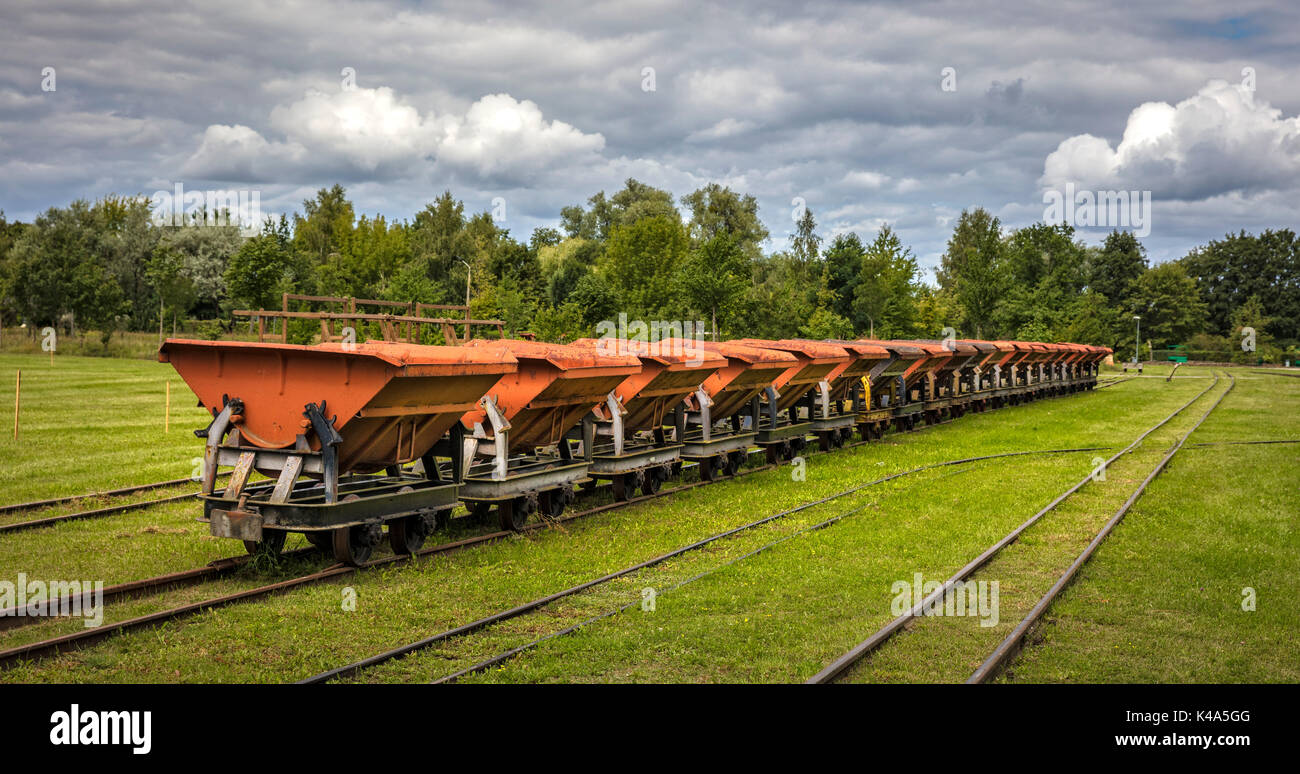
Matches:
[[12, 370, 20, 441]]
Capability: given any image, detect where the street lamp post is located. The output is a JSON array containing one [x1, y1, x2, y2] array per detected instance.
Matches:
[[459, 259, 472, 341], [1133, 315, 1141, 367]]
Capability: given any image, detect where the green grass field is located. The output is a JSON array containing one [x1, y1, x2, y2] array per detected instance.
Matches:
[[0, 359, 1294, 683]]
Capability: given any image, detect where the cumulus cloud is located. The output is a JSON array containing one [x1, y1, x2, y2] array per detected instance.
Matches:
[[181, 88, 603, 185], [1040, 79, 1300, 200]]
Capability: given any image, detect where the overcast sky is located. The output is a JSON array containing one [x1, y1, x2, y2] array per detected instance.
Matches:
[[2, 0, 1298, 277]]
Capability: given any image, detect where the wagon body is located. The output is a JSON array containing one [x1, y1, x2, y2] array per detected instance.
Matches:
[[160, 338, 517, 474], [460, 339, 641, 454]]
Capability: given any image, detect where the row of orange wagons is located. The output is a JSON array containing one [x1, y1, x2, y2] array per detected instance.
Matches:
[[160, 337, 1110, 563]]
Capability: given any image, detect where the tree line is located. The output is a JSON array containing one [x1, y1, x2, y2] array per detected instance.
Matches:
[[0, 180, 1296, 362]]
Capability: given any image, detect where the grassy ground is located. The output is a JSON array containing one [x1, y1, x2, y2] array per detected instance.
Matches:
[[0, 353, 212, 506], [1, 364, 1292, 683], [836, 374, 1231, 683], [1002, 370, 1300, 682]]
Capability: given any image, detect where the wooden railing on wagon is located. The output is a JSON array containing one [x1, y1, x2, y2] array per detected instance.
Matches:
[[234, 293, 506, 346]]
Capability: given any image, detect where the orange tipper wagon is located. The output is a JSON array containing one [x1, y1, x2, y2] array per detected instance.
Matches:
[[159, 338, 518, 563], [728, 339, 852, 463], [909, 339, 982, 421], [567, 337, 727, 500], [849, 339, 926, 438], [457, 338, 641, 530], [955, 340, 1016, 411], [803, 339, 891, 449], [870, 340, 950, 431], [681, 339, 798, 480]]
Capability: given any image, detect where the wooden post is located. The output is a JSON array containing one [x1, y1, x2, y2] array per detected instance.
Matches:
[[12, 370, 19, 441], [165, 380, 171, 433]]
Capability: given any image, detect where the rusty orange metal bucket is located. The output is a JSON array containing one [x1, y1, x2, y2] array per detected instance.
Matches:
[[160, 338, 517, 474], [688, 340, 798, 420], [461, 339, 642, 453], [729, 338, 852, 413], [569, 337, 726, 433]]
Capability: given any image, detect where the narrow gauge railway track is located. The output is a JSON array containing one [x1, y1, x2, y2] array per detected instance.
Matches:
[[0, 492, 200, 536], [1093, 376, 1134, 389], [299, 445, 1113, 685], [966, 374, 1235, 683], [0, 460, 778, 668], [805, 372, 1226, 684], [0, 476, 224, 517]]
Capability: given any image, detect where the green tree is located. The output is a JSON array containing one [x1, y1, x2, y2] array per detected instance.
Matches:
[[852, 225, 920, 338], [676, 232, 750, 339], [800, 307, 854, 340], [936, 208, 1005, 338], [1124, 262, 1207, 355], [9, 201, 123, 345], [567, 272, 620, 327], [824, 233, 866, 323], [680, 183, 769, 261], [293, 184, 355, 269], [1090, 230, 1148, 304], [1181, 229, 1300, 341], [561, 179, 678, 241], [225, 216, 297, 312], [599, 215, 689, 318]]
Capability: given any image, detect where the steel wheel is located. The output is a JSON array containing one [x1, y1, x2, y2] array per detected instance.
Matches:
[[388, 514, 429, 555], [243, 528, 286, 556], [611, 475, 629, 501], [332, 523, 381, 566], [699, 457, 716, 481], [725, 450, 744, 476], [498, 497, 531, 531], [641, 469, 662, 496], [539, 490, 566, 519]]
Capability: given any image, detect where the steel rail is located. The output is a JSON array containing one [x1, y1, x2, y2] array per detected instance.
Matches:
[[0, 492, 199, 536], [0, 475, 224, 517], [804, 374, 1221, 684], [966, 372, 1236, 683]]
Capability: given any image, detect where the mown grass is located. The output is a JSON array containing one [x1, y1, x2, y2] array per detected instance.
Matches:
[[0, 371, 1208, 683], [1002, 371, 1300, 682], [0, 353, 212, 506]]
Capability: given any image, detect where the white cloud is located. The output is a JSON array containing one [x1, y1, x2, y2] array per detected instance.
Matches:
[[842, 170, 890, 188], [437, 93, 605, 180], [1041, 79, 1300, 200], [686, 118, 756, 142], [181, 88, 603, 184]]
